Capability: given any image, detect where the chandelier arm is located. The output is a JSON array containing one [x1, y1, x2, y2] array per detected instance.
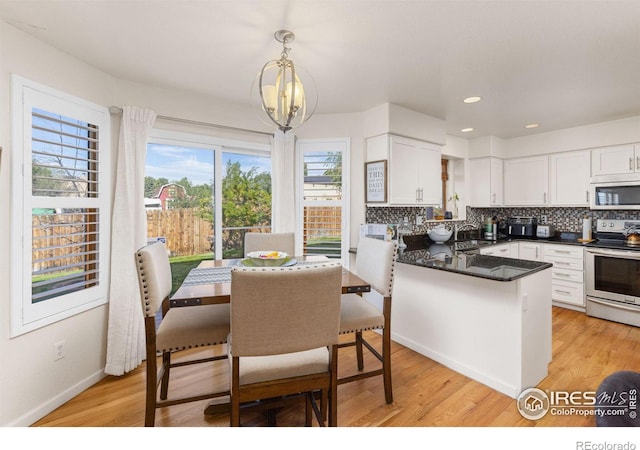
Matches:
[[258, 60, 285, 130]]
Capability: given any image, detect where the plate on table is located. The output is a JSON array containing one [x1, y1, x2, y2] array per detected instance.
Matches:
[[238, 257, 297, 267]]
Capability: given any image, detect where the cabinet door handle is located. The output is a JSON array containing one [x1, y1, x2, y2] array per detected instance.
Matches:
[[492, 193, 496, 204], [630, 157, 634, 171], [586, 190, 589, 203], [543, 192, 547, 203], [536, 247, 539, 259], [637, 156, 640, 171]]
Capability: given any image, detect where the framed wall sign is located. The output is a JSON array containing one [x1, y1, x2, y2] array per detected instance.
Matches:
[[365, 160, 387, 203]]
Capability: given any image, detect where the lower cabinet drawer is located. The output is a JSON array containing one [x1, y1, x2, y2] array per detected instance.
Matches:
[[551, 279, 585, 307], [551, 267, 583, 283]]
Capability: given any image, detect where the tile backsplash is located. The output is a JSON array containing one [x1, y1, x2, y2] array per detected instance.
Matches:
[[366, 205, 640, 234]]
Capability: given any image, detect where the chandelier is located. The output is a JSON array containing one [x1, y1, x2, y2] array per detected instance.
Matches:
[[252, 30, 317, 133]]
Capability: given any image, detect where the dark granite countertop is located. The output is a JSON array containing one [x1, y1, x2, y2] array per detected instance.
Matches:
[[397, 236, 553, 282]]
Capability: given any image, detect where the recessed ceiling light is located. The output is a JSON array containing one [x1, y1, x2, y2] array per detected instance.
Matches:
[[524, 123, 540, 129], [461, 127, 474, 133], [463, 96, 482, 104]]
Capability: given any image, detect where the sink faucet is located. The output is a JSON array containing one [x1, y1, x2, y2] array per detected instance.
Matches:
[[454, 223, 479, 241]]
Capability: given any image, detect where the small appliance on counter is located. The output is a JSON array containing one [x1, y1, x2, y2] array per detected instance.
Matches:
[[506, 217, 538, 238], [536, 224, 555, 239]]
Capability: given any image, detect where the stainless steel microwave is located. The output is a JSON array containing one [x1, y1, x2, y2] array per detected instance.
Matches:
[[590, 180, 640, 210]]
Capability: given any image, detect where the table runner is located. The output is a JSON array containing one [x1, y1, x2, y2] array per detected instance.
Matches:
[[180, 260, 328, 286]]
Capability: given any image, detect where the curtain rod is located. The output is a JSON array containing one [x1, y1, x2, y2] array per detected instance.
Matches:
[[109, 106, 273, 137]]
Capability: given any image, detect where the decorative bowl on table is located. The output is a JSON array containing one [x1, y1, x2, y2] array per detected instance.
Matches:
[[246, 251, 290, 267]]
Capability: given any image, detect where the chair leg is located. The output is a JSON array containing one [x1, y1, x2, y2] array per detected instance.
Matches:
[[355, 331, 364, 371], [382, 326, 393, 404], [329, 345, 338, 427], [231, 356, 241, 427], [145, 354, 157, 427], [305, 393, 313, 426], [159, 351, 171, 400]]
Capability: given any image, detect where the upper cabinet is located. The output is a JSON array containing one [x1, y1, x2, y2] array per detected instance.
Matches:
[[366, 134, 442, 206], [591, 144, 640, 181], [468, 157, 503, 207], [504, 155, 549, 206], [549, 150, 591, 206]]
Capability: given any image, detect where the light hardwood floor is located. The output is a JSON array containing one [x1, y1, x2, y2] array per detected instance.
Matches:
[[33, 306, 640, 427]]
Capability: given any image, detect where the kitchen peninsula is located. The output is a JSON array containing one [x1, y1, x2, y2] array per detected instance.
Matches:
[[392, 238, 553, 399]]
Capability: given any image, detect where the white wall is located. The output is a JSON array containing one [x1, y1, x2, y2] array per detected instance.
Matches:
[[0, 20, 115, 427], [503, 116, 640, 157]]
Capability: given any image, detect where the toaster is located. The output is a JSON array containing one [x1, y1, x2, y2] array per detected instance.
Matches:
[[536, 224, 555, 239]]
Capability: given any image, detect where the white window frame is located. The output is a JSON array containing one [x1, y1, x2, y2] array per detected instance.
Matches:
[[10, 75, 111, 337], [147, 129, 271, 260], [295, 138, 350, 265]]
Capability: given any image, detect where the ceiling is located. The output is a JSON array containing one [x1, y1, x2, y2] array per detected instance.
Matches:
[[1, 0, 640, 139]]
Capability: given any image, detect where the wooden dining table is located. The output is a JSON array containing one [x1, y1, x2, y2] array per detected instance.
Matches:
[[169, 255, 371, 418], [170, 255, 371, 308]]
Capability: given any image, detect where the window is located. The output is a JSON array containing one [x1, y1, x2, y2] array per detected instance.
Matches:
[[296, 139, 350, 263], [10, 76, 111, 336], [146, 130, 271, 262]]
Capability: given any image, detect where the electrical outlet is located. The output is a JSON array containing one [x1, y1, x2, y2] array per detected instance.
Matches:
[[54, 340, 65, 361], [541, 215, 548, 223]]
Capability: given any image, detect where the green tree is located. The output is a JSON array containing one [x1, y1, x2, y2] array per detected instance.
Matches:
[[32, 161, 62, 196], [323, 152, 342, 194], [222, 161, 272, 254], [144, 176, 168, 198]]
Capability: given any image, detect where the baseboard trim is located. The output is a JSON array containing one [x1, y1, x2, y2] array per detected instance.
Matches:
[[6, 368, 106, 427]]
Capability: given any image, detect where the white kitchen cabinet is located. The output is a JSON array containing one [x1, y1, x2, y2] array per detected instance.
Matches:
[[591, 143, 640, 179], [469, 157, 503, 207], [549, 150, 590, 206], [543, 244, 585, 309], [518, 242, 542, 261], [480, 243, 511, 257], [504, 155, 549, 206], [366, 134, 441, 205]]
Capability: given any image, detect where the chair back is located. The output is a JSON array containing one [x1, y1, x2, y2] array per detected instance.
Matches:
[[230, 263, 342, 357], [135, 242, 172, 318], [355, 237, 398, 297], [244, 232, 295, 256]]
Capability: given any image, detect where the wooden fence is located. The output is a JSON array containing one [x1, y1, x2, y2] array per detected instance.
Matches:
[[32, 206, 344, 271], [146, 208, 213, 256]]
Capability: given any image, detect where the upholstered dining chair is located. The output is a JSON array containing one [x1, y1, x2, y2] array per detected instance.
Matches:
[[229, 262, 342, 427], [338, 237, 398, 404], [135, 242, 230, 427], [244, 232, 295, 256]]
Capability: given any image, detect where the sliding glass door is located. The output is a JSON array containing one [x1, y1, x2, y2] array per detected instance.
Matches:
[[146, 131, 271, 261]]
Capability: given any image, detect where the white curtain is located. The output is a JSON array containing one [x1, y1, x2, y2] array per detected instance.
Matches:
[[271, 130, 296, 233], [105, 106, 157, 376]]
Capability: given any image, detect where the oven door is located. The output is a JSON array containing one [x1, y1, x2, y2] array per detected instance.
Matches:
[[585, 248, 640, 304]]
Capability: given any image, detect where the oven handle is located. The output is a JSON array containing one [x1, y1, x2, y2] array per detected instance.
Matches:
[[586, 248, 640, 259], [588, 297, 640, 312]]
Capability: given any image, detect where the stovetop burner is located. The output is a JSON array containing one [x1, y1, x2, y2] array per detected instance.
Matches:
[[587, 219, 640, 251]]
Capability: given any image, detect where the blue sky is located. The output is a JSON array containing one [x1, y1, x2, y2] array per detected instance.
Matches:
[[146, 143, 271, 186]]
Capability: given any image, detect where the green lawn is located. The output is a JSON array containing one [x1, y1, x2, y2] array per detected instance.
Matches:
[[169, 253, 213, 296]]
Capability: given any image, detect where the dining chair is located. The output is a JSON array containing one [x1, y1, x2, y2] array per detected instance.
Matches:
[[229, 262, 342, 426], [135, 242, 230, 427], [338, 237, 397, 404], [244, 232, 295, 256]]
